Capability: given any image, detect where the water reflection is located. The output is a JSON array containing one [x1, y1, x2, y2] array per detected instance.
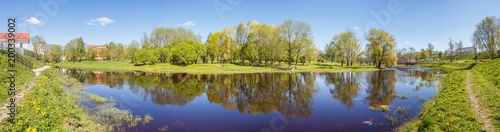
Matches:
[[58, 67, 441, 131]]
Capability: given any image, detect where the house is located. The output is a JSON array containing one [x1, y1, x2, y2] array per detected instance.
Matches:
[[457, 46, 476, 55], [91, 45, 109, 60], [0, 33, 30, 54]]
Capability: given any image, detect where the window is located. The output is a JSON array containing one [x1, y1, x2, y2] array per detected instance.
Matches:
[[2, 35, 4, 37], [20, 43, 23, 48]]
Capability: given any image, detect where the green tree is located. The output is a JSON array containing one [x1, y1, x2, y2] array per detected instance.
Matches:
[[49, 45, 62, 63], [85, 46, 97, 60], [473, 16, 500, 60], [63, 43, 75, 61], [75, 37, 85, 61], [427, 43, 434, 56], [172, 41, 197, 64], [114, 43, 125, 60], [207, 32, 223, 63], [448, 38, 455, 62], [125, 40, 140, 62], [134, 49, 151, 64], [365, 29, 397, 68], [31, 35, 46, 59], [278, 20, 313, 69]]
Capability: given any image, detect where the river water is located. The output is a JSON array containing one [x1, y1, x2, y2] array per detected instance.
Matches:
[[59, 67, 442, 132]]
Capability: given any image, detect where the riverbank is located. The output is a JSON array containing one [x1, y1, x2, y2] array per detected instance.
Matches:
[[0, 67, 154, 131], [413, 61, 478, 70], [53, 60, 382, 73], [398, 58, 500, 131]]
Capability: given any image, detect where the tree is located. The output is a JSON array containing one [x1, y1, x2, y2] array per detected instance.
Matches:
[[330, 29, 360, 68], [220, 27, 236, 63], [236, 22, 249, 64], [114, 43, 125, 60], [457, 41, 463, 58], [125, 40, 140, 63], [75, 37, 85, 61], [245, 33, 259, 66], [134, 49, 151, 64], [85, 46, 97, 60], [473, 16, 500, 60], [421, 50, 429, 60], [365, 29, 397, 68], [172, 41, 197, 64], [438, 51, 443, 61], [448, 38, 454, 62], [427, 43, 434, 56], [64, 43, 75, 61], [48, 45, 62, 63], [278, 20, 313, 69], [409, 47, 416, 61], [207, 32, 223, 63], [31, 35, 46, 59], [99, 48, 111, 60]]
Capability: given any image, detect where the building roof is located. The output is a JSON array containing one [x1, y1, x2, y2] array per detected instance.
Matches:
[[0, 33, 30, 40]]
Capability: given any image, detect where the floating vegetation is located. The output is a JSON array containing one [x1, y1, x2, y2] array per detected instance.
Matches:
[[393, 94, 408, 99], [369, 105, 390, 112], [362, 120, 373, 126], [417, 96, 425, 104], [158, 125, 169, 132], [385, 115, 398, 126], [90, 94, 115, 103]]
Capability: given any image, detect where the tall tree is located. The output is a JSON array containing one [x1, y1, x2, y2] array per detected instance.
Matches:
[[85, 46, 97, 60], [473, 16, 500, 60], [114, 43, 125, 60], [236, 22, 249, 64], [207, 32, 223, 63], [365, 29, 397, 68], [125, 40, 140, 63], [278, 20, 313, 69], [31, 35, 46, 59], [448, 38, 454, 62], [427, 43, 434, 56]]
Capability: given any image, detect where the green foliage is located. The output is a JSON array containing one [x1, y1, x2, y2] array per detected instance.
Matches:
[[365, 29, 397, 68], [172, 40, 197, 64], [134, 49, 152, 64], [0, 55, 35, 104], [86, 45, 97, 60], [400, 71, 483, 131]]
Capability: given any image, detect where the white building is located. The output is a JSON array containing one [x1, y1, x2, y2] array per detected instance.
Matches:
[[0, 33, 30, 50]]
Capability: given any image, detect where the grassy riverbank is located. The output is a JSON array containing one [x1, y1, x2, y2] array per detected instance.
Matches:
[[398, 71, 484, 131], [1, 68, 154, 131], [398, 58, 500, 131], [53, 59, 382, 73], [0, 55, 35, 105], [0, 69, 101, 131], [413, 61, 478, 70]]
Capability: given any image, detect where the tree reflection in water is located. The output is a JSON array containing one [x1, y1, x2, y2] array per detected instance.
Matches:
[[325, 72, 361, 110], [63, 69, 318, 120]]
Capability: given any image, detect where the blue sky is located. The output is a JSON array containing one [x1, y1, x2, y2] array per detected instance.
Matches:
[[2, 0, 500, 52]]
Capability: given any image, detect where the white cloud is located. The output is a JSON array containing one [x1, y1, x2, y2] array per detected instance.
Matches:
[[405, 41, 409, 44], [26, 17, 42, 25], [86, 17, 115, 26], [354, 26, 360, 29], [181, 21, 196, 26]]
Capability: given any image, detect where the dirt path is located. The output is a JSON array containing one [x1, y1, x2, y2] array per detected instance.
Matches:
[[465, 71, 493, 132], [0, 66, 51, 123]]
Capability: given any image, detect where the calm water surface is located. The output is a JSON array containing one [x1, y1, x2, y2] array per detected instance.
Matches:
[[60, 67, 442, 132]]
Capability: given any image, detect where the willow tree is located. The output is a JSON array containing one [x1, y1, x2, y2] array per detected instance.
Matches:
[[473, 16, 500, 60], [330, 29, 360, 68], [207, 32, 223, 63], [365, 29, 397, 68], [279, 20, 313, 69]]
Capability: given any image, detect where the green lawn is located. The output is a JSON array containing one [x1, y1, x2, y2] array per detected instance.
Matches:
[[53, 59, 382, 73]]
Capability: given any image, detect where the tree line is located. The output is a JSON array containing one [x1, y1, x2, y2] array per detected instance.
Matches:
[[31, 19, 407, 68]]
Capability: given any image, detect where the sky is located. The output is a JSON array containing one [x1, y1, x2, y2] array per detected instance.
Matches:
[[2, 0, 500, 52]]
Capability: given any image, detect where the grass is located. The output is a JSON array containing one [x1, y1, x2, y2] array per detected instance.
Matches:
[[0, 69, 101, 131], [53, 59, 382, 73], [397, 71, 484, 132], [471, 59, 500, 129], [0, 55, 35, 105], [414, 61, 478, 71]]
